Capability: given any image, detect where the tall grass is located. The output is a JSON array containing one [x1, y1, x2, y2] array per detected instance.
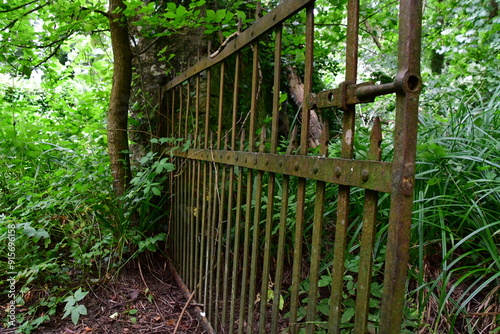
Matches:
[[409, 87, 500, 333]]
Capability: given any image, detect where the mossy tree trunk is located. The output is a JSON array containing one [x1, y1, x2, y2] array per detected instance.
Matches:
[[108, 0, 133, 197]]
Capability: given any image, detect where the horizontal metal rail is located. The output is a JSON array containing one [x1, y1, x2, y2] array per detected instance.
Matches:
[[172, 149, 393, 193], [162, 0, 314, 91]]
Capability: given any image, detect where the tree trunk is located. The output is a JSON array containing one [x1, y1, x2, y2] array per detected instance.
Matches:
[[286, 65, 322, 148], [108, 0, 133, 197]]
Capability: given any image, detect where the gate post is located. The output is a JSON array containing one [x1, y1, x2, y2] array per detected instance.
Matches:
[[379, 0, 423, 332]]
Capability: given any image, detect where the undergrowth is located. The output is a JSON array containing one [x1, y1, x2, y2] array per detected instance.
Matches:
[[0, 83, 173, 333], [267, 87, 500, 333]]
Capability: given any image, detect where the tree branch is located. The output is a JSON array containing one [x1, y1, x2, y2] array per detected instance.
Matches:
[[364, 20, 383, 52], [32, 41, 65, 70], [0, 0, 38, 13], [0, 2, 51, 32], [10, 34, 71, 50], [135, 34, 163, 57], [80, 6, 109, 18]]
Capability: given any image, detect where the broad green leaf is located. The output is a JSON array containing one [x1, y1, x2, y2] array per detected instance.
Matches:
[[341, 307, 355, 323], [74, 288, 89, 302]]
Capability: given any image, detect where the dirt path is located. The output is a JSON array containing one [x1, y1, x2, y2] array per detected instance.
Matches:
[[35, 258, 207, 334]]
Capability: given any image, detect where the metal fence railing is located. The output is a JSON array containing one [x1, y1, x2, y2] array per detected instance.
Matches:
[[159, 0, 423, 332]]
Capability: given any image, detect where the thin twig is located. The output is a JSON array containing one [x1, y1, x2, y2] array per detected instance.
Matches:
[[210, 31, 240, 58], [173, 289, 197, 334], [138, 261, 150, 292], [139, 261, 166, 321]]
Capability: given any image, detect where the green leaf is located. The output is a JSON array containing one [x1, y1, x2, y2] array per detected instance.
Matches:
[[165, 11, 176, 19], [176, 5, 187, 17], [341, 307, 355, 323], [317, 301, 330, 316], [34, 229, 50, 239], [62, 308, 71, 319], [318, 275, 332, 287], [236, 10, 246, 21], [215, 9, 226, 22], [76, 304, 87, 315], [206, 9, 215, 22], [146, 242, 157, 251], [71, 308, 79, 325], [74, 288, 89, 302], [23, 225, 37, 237]]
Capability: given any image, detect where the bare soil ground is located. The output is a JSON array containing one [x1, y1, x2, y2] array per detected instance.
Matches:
[[20, 258, 207, 334]]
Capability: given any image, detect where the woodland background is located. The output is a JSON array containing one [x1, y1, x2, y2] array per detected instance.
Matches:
[[0, 0, 499, 333]]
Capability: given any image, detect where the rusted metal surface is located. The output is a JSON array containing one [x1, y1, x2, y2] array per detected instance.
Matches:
[[305, 125, 329, 334], [328, 0, 359, 331], [161, 0, 422, 333], [354, 117, 382, 333], [305, 81, 397, 110], [380, 0, 423, 331], [173, 149, 392, 193], [289, 6, 313, 333]]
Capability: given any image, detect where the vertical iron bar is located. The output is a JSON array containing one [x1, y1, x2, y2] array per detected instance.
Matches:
[[198, 148, 207, 302], [171, 88, 175, 140], [204, 63, 211, 148], [223, 53, 240, 329], [212, 62, 226, 329], [185, 80, 190, 139], [207, 133, 217, 323], [188, 149, 196, 291], [247, 129, 266, 334], [258, 22, 282, 334], [175, 159, 181, 266], [193, 138, 202, 295], [289, 4, 314, 333], [270, 127, 296, 333], [194, 129, 202, 274], [182, 159, 186, 274], [215, 134, 229, 331], [193, 72, 201, 294], [328, 0, 359, 331], [306, 125, 329, 334], [353, 117, 382, 333], [380, 0, 422, 331], [182, 82, 189, 282], [194, 61, 200, 147], [178, 84, 183, 140], [198, 65, 212, 306], [184, 157, 189, 282], [237, 119, 253, 334], [229, 131, 246, 334], [192, 73, 201, 291], [217, 63, 225, 150], [238, 12, 260, 331]]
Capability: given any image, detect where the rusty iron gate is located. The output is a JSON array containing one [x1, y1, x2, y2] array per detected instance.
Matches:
[[159, 0, 422, 332]]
